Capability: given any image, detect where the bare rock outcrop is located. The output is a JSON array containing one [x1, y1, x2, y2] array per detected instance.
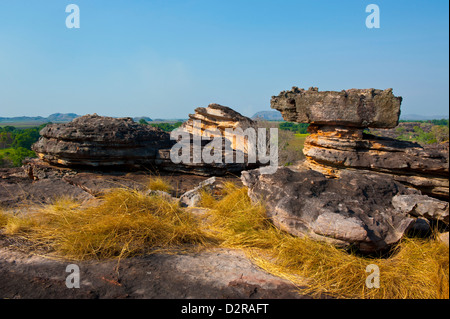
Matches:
[[271, 87, 449, 199], [241, 167, 419, 253], [32, 114, 172, 168], [31, 113, 260, 176], [181, 104, 258, 154], [392, 194, 449, 224], [271, 87, 402, 128]]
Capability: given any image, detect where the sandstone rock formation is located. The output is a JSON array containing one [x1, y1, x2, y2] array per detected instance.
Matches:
[[32, 114, 172, 168], [271, 87, 449, 199], [181, 104, 258, 154], [32, 113, 260, 176], [303, 126, 449, 199], [271, 87, 402, 128], [392, 194, 449, 224], [241, 167, 419, 253]]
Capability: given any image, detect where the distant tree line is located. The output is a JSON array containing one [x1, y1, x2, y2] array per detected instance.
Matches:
[[0, 123, 48, 167], [395, 120, 449, 144], [139, 119, 184, 132], [0, 124, 47, 149], [278, 122, 309, 134], [399, 119, 449, 126], [151, 122, 183, 132]]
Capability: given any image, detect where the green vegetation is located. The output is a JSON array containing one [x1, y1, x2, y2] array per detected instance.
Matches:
[[0, 124, 47, 149], [281, 134, 307, 166], [138, 120, 183, 132], [279, 122, 309, 134], [150, 122, 183, 132], [397, 121, 449, 144], [370, 119, 449, 145], [256, 121, 308, 166], [0, 122, 47, 129], [0, 123, 48, 167], [400, 119, 449, 126], [0, 148, 36, 167], [431, 125, 450, 143]]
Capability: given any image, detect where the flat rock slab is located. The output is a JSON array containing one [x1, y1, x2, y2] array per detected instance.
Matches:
[[271, 87, 402, 128], [0, 164, 242, 208], [0, 244, 311, 299], [0, 176, 94, 208]]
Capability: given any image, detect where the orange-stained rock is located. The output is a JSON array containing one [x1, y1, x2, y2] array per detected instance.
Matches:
[[270, 86, 449, 200], [181, 104, 258, 154], [302, 126, 449, 199]]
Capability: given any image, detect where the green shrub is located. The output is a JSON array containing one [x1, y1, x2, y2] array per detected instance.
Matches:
[[151, 122, 183, 132], [279, 122, 309, 134]]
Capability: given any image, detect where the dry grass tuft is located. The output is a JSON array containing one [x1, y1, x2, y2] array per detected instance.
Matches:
[[147, 176, 173, 193], [199, 182, 283, 249], [0, 189, 208, 260], [0, 210, 8, 228]]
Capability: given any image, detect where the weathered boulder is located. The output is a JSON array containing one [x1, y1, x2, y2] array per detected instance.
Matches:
[[241, 167, 418, 253], [271, 87, 402, 128], [32, 114, 172, 168], [179, 177, 216, 207], [181, 104, 258, 154], [303, 125, 449, 199], [271, 87, 449, 199], [32, 113, 260, 176], [392, 194, 449, 224]]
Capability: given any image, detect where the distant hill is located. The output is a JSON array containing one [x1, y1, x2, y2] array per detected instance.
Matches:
[[0, 113, 81, 124], [47, 113, 81, 122], [0, 114, 185, 125], [152, 119, 187, 122], [133, 116, 153, 123], [400, 114, 449, 121], [251, 111, 283, 121], [0, 116, 47, 123], [250, 112, 449, 122]]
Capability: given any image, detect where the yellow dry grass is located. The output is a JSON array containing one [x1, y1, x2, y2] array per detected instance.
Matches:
[[0, 210, 7, 228], [0, 189, 208, 260], [147, 176, 173, 193], [199, 182, 449, 299]]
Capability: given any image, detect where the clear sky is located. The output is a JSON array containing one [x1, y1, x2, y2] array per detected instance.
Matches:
[[0, 0, 448, 118]]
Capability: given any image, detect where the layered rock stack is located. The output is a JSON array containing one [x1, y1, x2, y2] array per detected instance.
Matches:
[[181, 103, 258, 154], [271, 87, 449, 200], [32, 111, 260, 176], [32, 114, 173, 168]]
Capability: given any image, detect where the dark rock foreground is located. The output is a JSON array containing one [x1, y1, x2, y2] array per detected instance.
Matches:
[[242, 166, 448, 253]]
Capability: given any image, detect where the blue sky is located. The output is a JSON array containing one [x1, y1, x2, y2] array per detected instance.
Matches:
[[0, 0, 448, 118]]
